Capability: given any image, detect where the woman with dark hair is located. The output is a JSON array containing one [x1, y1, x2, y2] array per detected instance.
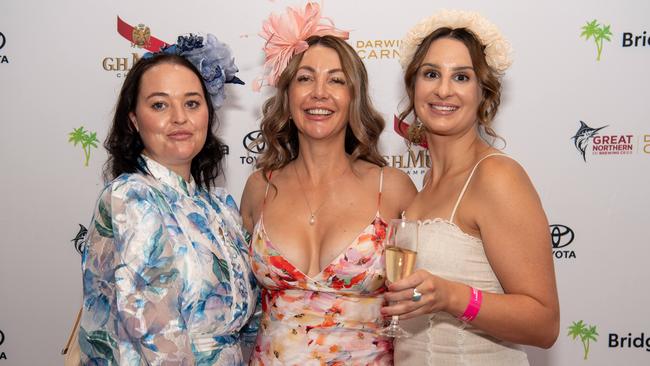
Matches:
[[382, 10, 560, 365], [79, 34, 258, 365], [240, 3, 416, 364]]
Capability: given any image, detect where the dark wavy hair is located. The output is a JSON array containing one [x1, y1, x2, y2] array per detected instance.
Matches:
[[255, 35, 387, 177], [400, 27, 503, 141], [103, 53, 224, 190]]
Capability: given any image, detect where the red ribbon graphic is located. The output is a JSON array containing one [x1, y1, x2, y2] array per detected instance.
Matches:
[[117, 16, 169, 52]]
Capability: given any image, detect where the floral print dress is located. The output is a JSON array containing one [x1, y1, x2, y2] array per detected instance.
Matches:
[[249, 170, 392, 366], [80, 156, 259, 365]]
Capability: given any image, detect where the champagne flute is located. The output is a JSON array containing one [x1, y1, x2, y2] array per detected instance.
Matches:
[[379, 218, 419, 338]]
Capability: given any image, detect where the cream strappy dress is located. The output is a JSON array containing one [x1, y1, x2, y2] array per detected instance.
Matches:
[[395, 153, 529, 366]]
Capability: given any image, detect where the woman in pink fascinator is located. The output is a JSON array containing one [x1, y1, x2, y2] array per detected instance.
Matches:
[[240, 2, 416, 364]]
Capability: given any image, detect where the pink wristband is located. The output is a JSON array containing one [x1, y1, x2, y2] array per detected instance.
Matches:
[[458, 287, 482, 322]]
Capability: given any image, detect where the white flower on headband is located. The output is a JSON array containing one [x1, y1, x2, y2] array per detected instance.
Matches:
[[400, 9, 513, 73]]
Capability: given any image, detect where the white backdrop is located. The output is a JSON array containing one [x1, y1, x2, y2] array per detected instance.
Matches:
[[1, 0, 649, 365]]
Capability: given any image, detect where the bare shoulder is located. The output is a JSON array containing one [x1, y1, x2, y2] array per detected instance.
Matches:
[[352, 161, 415, 192], [242, 169, 267, 202], [244, 169, 268, 189], [382, 166, 417, 193], [240, 170, 268, 220], [470, 155, 540, 209], [377, 165, 417, 214]]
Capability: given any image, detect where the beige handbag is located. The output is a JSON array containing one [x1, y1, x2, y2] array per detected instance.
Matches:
[[62, 307, 82, 366]]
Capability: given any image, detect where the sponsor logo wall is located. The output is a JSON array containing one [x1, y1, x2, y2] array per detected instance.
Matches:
[[1, 1, 649, 365]]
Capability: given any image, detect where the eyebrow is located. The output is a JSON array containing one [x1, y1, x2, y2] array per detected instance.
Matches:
[[145, 91, 203, 100], [297, 65, 345, 74], [419, 63, 474, 72]]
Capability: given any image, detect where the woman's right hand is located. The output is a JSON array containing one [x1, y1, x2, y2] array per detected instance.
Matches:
[[382, 269, 467, 320]]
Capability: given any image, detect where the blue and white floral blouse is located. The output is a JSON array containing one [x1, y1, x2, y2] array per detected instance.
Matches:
[[80, 155, 259, 365]]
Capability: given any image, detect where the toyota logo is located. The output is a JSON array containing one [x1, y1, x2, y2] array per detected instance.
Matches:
[[549, 224, 574, 249], [243, 130, 265, 154], [0, 329, 4, 346], [0, 32, 5, 50]]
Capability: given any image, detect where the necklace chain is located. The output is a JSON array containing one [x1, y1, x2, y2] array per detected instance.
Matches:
[[292, 161, 348, 225]]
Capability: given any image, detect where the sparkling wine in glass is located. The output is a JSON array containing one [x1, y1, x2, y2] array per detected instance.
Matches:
[[380, 219, 419, 338]]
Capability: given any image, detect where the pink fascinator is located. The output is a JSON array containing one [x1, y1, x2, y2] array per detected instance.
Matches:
[[253, 1, 349, 91]]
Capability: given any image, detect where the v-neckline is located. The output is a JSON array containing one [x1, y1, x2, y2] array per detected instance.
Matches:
[[255, 213, 386, 281]]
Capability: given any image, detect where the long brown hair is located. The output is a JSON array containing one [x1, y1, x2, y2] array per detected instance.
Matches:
[[399, 27, 502, 141], [255, 35, 386, 177]]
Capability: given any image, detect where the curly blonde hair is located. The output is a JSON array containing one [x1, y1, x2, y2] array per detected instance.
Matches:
[[255, 35, 386, 177]]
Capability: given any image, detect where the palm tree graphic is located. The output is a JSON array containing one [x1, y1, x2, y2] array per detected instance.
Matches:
[[68, 126, 99, 167], [568, 320, 599, 360], [580, 19, 612, 61]]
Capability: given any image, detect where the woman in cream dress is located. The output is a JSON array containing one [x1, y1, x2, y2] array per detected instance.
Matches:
[[382, 10, 560, 365]]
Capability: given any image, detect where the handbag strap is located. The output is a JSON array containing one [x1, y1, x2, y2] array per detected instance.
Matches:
[[61, 307, 83, 355]]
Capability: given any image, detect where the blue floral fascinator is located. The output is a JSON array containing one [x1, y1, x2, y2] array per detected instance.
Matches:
[[144, 33, 244, 109]]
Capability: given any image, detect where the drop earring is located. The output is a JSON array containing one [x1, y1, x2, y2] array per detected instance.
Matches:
[[408, 119, 425, 145]]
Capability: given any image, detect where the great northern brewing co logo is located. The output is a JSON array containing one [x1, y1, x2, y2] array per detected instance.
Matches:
[[71, 224, 88, 254], [580, 20, 612, 61], [572, 121, 606, 161], [102, 16, 169, 77], [571, 121, 637, 161]]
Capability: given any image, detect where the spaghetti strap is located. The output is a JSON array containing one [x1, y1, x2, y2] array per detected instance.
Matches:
[[376, 168, 384, 216], [262, 171, 273, 208], [449, 153, 509, 223]]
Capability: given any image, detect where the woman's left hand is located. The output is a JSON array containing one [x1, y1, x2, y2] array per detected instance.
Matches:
[[381, 269, 457, 320]]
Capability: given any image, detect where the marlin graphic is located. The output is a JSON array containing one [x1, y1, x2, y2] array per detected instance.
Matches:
[[71, 224, 88, 255], [571, 121, 607, 161]]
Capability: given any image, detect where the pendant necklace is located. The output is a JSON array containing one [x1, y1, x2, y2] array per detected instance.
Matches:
[[293, 161, 347, 225]]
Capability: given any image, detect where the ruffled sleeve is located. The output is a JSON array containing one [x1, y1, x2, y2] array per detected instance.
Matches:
[[110, 179, 193, 364]]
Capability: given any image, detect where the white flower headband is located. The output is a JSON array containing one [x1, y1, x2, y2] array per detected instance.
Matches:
[[399, 9, 513, 73]]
